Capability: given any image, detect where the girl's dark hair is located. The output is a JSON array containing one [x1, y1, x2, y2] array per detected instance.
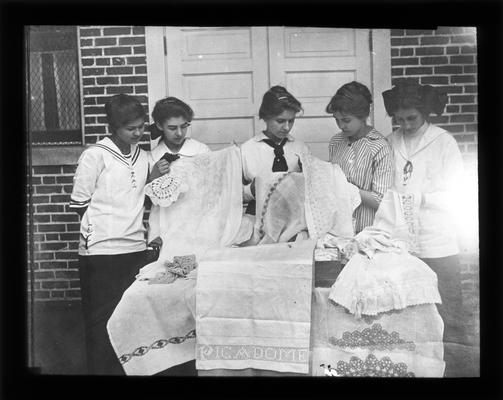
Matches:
[[258, 86, 303, 120], [382, 80, 448, 118], [105, 94, 146, 132], [152, 97, 194, 125], [325, 81, 373, 119]]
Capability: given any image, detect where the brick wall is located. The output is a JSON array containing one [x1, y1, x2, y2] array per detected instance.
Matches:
[[29, 26, 479, 302]]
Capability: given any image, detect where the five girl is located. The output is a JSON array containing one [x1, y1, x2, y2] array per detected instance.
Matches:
[[71, 80, 467, 376]]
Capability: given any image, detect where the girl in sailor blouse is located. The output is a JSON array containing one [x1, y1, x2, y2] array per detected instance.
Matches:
[[70, 94, 150, 375]]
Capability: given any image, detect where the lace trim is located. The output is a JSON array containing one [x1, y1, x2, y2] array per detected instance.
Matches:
[[145, 173, 189, 207]]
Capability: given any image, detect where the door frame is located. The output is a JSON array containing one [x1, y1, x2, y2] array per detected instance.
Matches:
[[145, 26, 391, 137]]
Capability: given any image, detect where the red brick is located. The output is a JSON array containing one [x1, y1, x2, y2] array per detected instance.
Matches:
[[96, 58, 111, 66], [451, 35, 476, 44], [65, 290, 82, 298], [85, 125, 107, 134], [55, 251, 78, 260], [438, 85, 463, 94], [429, 115, 449, 124], [33, 214, 51, 223], [451, 114, 475, 123], [52, 214, 79, 223], [391, 48, 399, 57], [54, 270, 80, 279], [39, 242, 68, 251], [39, 261, 68, 270], [104, 47, 132, 56], [82, 58, 94, 67], [445, 105, 460, 113], [449, 95, 476, 104], [103, 27, 132, 36], [127, 56, 146, 65], [38, 224, 66, 233], [112, 57, 126, 66], [446, 46, 460, 55], [119, 36, 145, 45], [434, 65, 463, 74], [132, 26, 145, 35], [97, 76, 119, 85], [405, 29, 434, 35], [392, 77, 420, 86], [133, 46, 146, 54], [68, 261, 80, 269], [66, 223, 81, 232], [70, 280, 81, 289], [85, 116, 96, 124], [60, 233, 79, 241], [399, 48, 414, 56], [35, 270, 55, 280], [135, 85, 148, 94], [84, 97, 96, 106], [450, 55, 475, 64], [50, 291, 66, 299], [106, 86, 134, 94], [461, 105, 477, 113], [438, 124, 465, 133], [420, 56, 449, 65], [84, 87, 105, 95], [34, 252, 54, 260], [106, 66, 134, 75], [420, 36, 450, 45], [95, 37, 117, 46], [80, 38, 93, 47], [84, 105, 106, 115], [81, 48, 103, 57], [435, 27, 465, 35], [391, 57, 419, 66], [391, 68, 404, 76], [135, 66, 147, 74], [461, 45, 477, 54], [83, 77, 95, 86], [82, 67, 105, 76], [421, 76, 449, 85], [405, 67, 433, 75], [464, 85, 478, 93], [415, 46, 444, 56], [36, 185, 62, 194], [34, 291, 51, 299], [465, 123, 478, 131], [450, 75, 476, 84], [42, 281, 70, 289], [390, 29, 405, 36], [121, 76, 148, 84], [51, 194, 70, 203], [33, 166, 61, 174], [32, 195, 50, 204], [455, 134, 477, 142], [79, 28, 101, 37], [56, 176, 75, 184]]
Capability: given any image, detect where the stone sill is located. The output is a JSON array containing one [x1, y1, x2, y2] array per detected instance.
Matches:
[[31, 146, 87, 166]]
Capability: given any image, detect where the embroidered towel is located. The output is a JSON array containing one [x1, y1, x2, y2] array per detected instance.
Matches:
[[312, 287, 445, 377], [196, 240, 316, 374]]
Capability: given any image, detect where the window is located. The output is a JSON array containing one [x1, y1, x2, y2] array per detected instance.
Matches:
[[28, 26, 82, 145]]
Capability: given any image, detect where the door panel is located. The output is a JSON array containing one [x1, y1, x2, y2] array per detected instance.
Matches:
[[164, 27, 268, 148], [268, 27, 371, 160]]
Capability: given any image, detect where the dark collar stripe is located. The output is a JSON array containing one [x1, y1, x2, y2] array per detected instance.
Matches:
[[93, 144, 129, 167], [131, 147, 141, 165]]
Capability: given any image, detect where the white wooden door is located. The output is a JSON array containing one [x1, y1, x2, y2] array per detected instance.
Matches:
[[162, 26, 269, 149], [146, 26, 388, 158], [268, 27, 371, 160]]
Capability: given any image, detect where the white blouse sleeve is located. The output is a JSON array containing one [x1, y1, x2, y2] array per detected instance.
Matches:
[[69, 148, 103, 210]]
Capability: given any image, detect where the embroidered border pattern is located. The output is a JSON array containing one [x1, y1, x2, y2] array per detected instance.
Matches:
[[118, 329, 196, 364], [197, 344, 309, 364], [400, 193, 419, 253], [335, 353, 415, 377], [329, 323, 415, 351]]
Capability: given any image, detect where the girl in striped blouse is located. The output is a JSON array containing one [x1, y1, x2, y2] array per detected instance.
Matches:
[[327, 81, 394, 233]]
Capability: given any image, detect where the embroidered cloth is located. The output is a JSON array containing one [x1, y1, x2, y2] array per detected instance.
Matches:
[[195, 240, 316, 374], [311, 287, 445, 377]]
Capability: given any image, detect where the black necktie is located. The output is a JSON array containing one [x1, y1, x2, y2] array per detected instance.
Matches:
[[262, 138, 288, 172]]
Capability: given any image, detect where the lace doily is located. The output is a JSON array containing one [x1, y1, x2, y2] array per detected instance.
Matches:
[[145, 173, 189, 207]]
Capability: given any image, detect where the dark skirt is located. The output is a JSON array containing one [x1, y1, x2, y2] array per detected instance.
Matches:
[[421, 255, 467, 376], [79, 250, 148, 375]]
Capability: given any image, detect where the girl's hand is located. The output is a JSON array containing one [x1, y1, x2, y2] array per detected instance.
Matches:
[[149, 159, 171, 181]]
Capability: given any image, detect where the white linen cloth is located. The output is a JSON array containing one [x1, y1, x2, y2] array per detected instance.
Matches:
[[196, 240, 316, 374], [312, 287, 445, 377]]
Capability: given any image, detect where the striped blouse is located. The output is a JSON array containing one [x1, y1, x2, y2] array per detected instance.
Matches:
[[329, 128, 394, 233]]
